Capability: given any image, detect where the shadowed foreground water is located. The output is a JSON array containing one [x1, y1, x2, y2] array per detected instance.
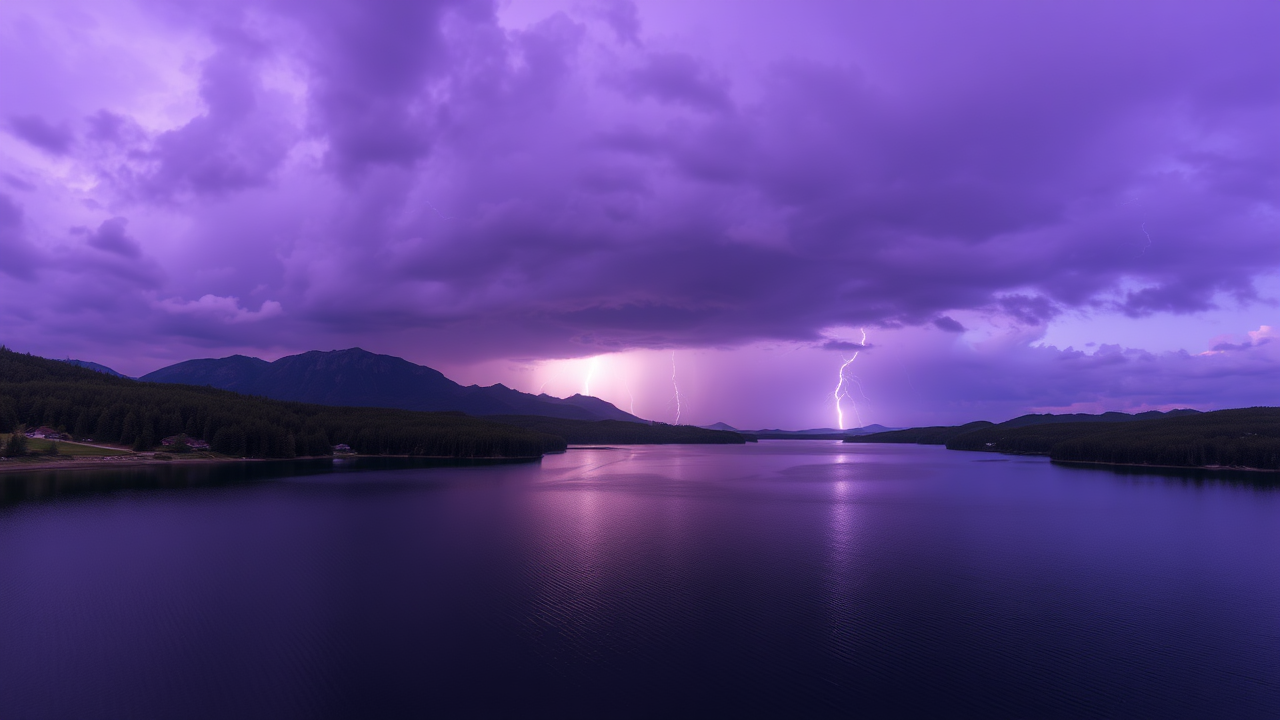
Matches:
[[1, 442, 1278, 718]]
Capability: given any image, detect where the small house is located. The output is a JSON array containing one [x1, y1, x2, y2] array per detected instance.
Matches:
[[25, 426, 68, 440]]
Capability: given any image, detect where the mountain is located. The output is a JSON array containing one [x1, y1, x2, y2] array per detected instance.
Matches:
[[847, 409, 1202, 445], [750, 424, 897, 438], [546, 393, 643, 422], [141, 355, 270, 392], [698, 422, 903, 439], [58, 359, 131, 378], [996, 409, 1201, 428], [141, 348, 644, 422], [844, 421, 995, 445], [3, 348, 565, 460]]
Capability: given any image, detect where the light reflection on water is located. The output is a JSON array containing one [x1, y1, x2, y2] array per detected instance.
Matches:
[[1, 441, 1278, 718]]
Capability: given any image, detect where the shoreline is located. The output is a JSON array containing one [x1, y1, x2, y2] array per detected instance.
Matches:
[[0, 453, 546, 475], [935, 445, 1280, 474], [11, 445, 1274, 477], [1051, 458, 1280, 474], [0, 455, 263, 475], [844, 443, 1280, 474]]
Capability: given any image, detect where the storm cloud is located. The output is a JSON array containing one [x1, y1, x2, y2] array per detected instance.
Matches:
[[1, 0, 1277, 425]]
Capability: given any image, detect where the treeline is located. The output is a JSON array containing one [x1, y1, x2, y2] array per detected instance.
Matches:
[[0, 348, 565, 459], [945, 422, 1115, 454], [485, 416, 751, 445], [944, 407, 1280, 470]]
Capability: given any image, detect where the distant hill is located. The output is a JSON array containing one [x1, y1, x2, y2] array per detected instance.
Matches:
[[58, 359, 130, 378], [142, 348, 643, 422], [847, 410, 1201, 445], [698, 422, 899, 440], [996, 409, 1201, 429], [844, 421, 996, 445], [944, 407, 1280, 471], [747, 424, 897, 439], [490, 416, 750, 445]]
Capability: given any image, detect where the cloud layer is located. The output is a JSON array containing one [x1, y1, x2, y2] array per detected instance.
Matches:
[[1, 0, 1277, 425]]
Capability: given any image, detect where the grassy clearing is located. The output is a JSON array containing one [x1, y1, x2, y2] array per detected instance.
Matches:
[[1, 434, 132, 457]]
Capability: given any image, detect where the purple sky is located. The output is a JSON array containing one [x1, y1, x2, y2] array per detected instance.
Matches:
[[2, 0, 1278, 429]]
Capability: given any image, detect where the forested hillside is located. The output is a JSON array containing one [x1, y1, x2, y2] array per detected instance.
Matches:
[[0, 348, 565, 459], [141, 348, 642, 422], [848, 409, 1200, 446], [945, 407, 1280, 470]]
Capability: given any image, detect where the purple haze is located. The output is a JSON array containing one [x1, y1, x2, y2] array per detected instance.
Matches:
[[1, 0, 1278, 429]]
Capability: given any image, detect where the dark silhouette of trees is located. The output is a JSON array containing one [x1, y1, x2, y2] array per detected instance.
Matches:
[[2, 431, 27, 458], [943, 408, 1280, 470], [0, 348, 565, 459]]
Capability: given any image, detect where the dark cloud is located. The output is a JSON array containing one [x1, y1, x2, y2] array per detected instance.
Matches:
[[2, 1, 1279, 418], [1210, 336, 1272, 353], [147, 3, 1278, 360], [2, 173, 35, 192], [0, 193, 41, 280], [997, 295, 1061, 326], [618, 53, 731, 112], [286, 0, 491, 179], [85, 110, 130, 144], [933, 316, 966, 333], [591, 0, 640, 46], [821, 340, 870, 352], [6, 115, 73, 155], [85, 217, 142, 258], [139, 49, 293, 198]]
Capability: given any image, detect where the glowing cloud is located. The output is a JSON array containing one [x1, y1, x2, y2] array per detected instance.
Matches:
[[153, 295, 283, 324]]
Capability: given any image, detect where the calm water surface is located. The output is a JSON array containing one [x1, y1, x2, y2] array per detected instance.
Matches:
[[1, 442, 1278, 718]]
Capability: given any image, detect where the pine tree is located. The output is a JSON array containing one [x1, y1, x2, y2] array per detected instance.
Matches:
[[3, 432, 28, 458], [120, 412, 139, 446]]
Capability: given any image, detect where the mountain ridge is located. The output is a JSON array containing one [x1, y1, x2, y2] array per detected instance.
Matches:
[[58, 359, 131, 379], [701, 422, 898, 436], [141, 348, 644, 422], [846, 409, 1203, 445]]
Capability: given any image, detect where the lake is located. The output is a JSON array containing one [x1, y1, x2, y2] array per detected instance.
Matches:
[[1, 442, 1278, 718]]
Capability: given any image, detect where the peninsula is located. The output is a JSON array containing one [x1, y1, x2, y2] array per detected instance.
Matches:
[[848, 408, 1280, 471]]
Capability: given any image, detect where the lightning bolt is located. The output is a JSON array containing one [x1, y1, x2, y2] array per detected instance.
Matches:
[[425, 199, 451, 220], [671, 350, 683, 424], [626, 381, 636, 416], [583, 356, 600, 396], [1139, 222, 1152, 256], [833, 328, 867, 430]]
